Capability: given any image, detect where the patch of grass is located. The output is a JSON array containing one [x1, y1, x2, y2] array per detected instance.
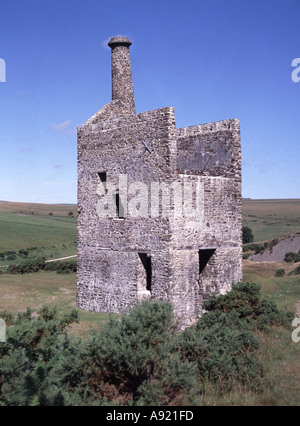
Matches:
[[0, 213, 76, 252], [243, 261, 300, 313], [0, 271, 108, 337]]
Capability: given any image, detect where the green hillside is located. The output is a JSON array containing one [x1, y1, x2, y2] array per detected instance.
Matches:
[[243, 199, 300, 242], [0, 201, 77, 258]]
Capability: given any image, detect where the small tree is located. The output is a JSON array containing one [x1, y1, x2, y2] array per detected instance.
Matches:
[[68, 212, 74, 217], [275, 268, 285, 277], [243, 226, 254, 244]]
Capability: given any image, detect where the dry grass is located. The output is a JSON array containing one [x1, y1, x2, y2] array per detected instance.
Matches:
[[0, 271, 108, 337], [0, 200, 77, 216]]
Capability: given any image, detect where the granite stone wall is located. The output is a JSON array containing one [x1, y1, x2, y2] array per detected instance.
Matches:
[[77, 36, 242, 327]]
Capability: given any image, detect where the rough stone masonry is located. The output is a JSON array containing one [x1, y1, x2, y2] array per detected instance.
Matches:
[[77, 36, 242, 327]]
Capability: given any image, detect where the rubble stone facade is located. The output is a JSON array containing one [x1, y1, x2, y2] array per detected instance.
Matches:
[[77, 36, 242, 327]]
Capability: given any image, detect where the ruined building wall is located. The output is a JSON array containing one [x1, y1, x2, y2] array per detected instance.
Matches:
[[77, 107, 178, 312], [77, 36, 242, 326], [166, 119, 242, 323]]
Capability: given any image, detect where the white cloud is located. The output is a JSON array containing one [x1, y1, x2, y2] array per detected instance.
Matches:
[[50, 119, 75, 136], [51, 119, 72, 131]]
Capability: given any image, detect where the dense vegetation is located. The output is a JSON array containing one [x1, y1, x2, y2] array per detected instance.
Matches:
[[242, 226, 254, 244], [1, 258, 77, 275], [0, 283, 293, 406], [284, 251, 300, 263]]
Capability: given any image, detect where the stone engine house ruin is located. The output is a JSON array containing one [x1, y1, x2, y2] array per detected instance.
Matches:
[[77, 36, 242, 326]]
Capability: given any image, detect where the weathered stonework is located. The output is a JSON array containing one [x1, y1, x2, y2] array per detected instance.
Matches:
[[77, 36, 242, 327]]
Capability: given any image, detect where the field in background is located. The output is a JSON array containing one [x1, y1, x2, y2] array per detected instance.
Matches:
[[0, 201, 77, 254], [243, 199, 300, 242], [0, 201, 77, 216]]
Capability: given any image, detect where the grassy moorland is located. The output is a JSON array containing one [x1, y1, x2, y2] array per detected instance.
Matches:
[[243, 198, 300, 242], [0, 201, 77, 216], [0, 201, 77, 255], [0, 271, 107, 336], [0, 199, 299, 405]]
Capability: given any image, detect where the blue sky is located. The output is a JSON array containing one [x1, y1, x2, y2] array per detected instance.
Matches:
[[0, 0, 299, 203]]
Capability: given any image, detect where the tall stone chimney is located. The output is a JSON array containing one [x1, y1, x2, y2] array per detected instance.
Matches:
[[108, 36, 135, 114]]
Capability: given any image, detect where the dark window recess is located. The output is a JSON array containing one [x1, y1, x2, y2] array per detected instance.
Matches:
[[199, 249, 216, 274], [138, 253, 152, 292], [97, 172, 107, 193], [98, 172, 106, 183], [114, 193, 125, 219]]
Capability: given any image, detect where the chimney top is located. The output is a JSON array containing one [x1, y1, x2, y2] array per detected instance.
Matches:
[[108, 36, 132, 48]]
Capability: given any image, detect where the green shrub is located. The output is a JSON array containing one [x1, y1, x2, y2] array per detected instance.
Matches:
[[243, 243, 264, 253], [174, 311, 264, 392], [0, 306, 80, 406], [243, 253, 251, 259], [18, 249, 29, 258], [203, 282, 293, 329], [7, 258, 46, 274], [87, 300, 195, 405], [3, 250, 17, 256], [44, 260, 76, 274], [6, 259, 76, 275], [284, 252, 300, 263], [242, 226, 254, 244], [0, 284, 294, 406], [6, 254, 17, 261], [288, 265, 300, 276], [275, 268, 285, 277]]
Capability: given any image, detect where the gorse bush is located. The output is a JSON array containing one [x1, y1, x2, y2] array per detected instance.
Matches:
[[275, 268, 285, 277], [7, 258, 77, 275], [243, 243, 265, 253], [44, 260, 77, 274], [0, 306, 81, 406], [86, 301, 196, 405], [174, 311, 264, 392], [0, 283, 293, 406], [284, 251, 300, 263], [203, 282, 293, 329], [288, 265, 300, 276], [7, 258, 46, 274]]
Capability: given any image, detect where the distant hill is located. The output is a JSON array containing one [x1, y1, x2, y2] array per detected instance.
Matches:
[[249, 235, 300, 262], [242, 199, 300, 242], [0, 199, 299, 248], [0, 201, 77, 217]]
